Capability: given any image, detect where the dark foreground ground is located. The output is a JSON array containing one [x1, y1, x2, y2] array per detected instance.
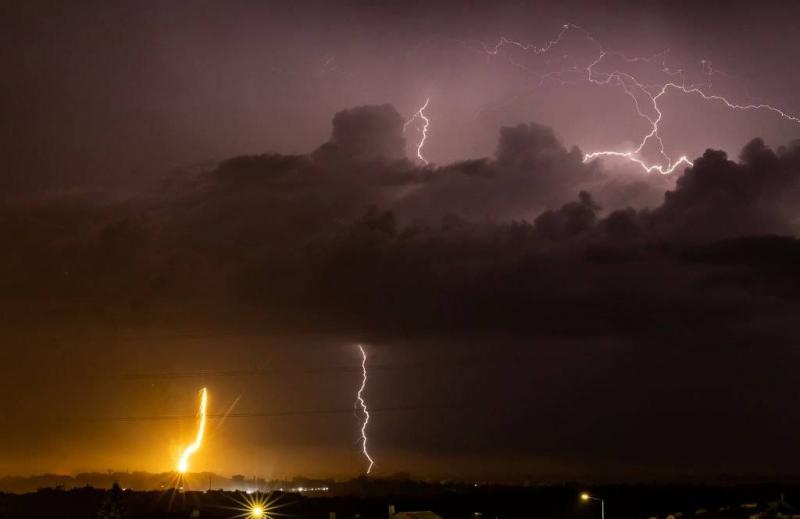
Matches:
[[2, 482, 800, 519]]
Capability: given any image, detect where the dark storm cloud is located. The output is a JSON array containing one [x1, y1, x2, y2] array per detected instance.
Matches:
[[4, 100, 800, 479], [3, 103, 800, 340], [396, 122, 600, 220], [4, 0, 800, 481], [155, 105, 601, 258], [3, 0, 798, 195], [315, 104, 408, 162], [649, 139, 800, 240]]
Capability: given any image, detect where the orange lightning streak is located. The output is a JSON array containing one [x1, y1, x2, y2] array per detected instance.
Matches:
[[177, 387, 208, 473]]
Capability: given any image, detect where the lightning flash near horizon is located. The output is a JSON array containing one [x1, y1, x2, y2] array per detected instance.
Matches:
[[356, 345, 375, 474], [404, 98, 432, 165], [177, 387, 208, 474], [471, 24, 800, 174]]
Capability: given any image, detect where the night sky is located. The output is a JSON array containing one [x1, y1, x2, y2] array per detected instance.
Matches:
[[2, 0, 800, 482]]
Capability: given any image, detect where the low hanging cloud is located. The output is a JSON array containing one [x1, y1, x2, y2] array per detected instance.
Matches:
[[1, 104, 800, 341], [4, 103, 800, 479], [394, 122, 601, 221]]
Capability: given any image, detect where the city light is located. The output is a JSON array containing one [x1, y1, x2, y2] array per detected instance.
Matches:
[[230, 491, 279, 519], [580, 492, 605, 519]]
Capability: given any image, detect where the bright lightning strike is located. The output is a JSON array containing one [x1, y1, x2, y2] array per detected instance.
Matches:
[[403, 98, 431, 165], [177, 387, 208, 474], [356, 344, 375, 474], [475, 24, 800, 174]]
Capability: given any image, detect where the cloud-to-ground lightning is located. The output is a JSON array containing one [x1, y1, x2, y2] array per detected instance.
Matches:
[[403, 98, 432, 165], [177, 387, 208, 474], [356, 345, 375, 474], [468, 24, 800, 174]]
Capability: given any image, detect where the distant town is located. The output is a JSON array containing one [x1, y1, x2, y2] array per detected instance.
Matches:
[[4, 476, 800, 519]]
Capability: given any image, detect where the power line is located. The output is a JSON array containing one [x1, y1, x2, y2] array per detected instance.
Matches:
[[110, 403, 457, 422], [124, 358, 524, 380], [5, 403, 465, 425]]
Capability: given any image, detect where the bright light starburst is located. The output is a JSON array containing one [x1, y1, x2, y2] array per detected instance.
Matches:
[[228, 491, 286, 519]]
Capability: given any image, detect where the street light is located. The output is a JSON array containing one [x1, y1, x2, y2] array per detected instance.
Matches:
[[581, 492, 605, 519]]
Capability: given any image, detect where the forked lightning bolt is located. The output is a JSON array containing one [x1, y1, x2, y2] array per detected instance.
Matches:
[[356, 345, 375, 474], [403, 98, 431, 165], [472, 24, 800, 174], [177, 387, 208, 474]]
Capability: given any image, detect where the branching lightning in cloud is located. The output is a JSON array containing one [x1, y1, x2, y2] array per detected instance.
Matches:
[[471, 24, 800, 174], [356, 345, 375, 474]]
